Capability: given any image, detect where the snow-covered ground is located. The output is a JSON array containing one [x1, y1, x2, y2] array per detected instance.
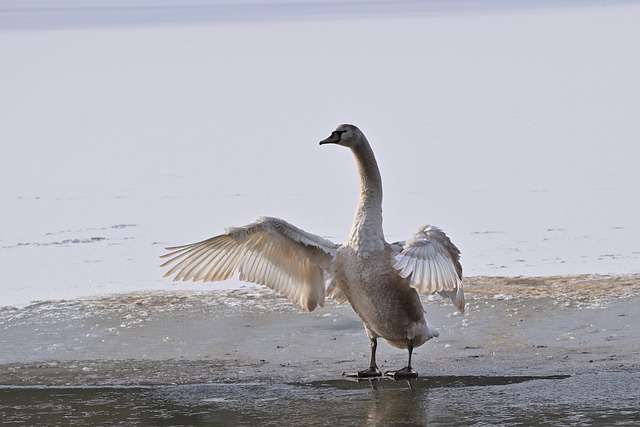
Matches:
[[1, 2, 639, 306]]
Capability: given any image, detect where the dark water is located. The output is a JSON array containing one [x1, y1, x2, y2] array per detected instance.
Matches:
[[1, 374, 639, 426]]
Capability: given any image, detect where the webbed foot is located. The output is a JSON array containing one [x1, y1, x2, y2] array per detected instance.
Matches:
[[385, 366, 418, 379], [343, 367, 383, 378]]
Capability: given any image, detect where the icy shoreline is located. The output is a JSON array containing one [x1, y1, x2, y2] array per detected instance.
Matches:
[[1, 278, 638, 424]]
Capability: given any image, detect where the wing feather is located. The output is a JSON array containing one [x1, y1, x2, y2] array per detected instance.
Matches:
[[161, 217, 338, 311], [392, 225, 464, 312]]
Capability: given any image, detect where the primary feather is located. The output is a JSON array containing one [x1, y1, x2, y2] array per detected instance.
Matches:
[[161, 217, 337, 311]]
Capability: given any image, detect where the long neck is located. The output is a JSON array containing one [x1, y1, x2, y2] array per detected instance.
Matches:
[[347, 139, 384, 250]]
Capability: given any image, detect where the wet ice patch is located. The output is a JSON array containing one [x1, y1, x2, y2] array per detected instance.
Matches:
[[44, 224, 137, 236], [2, 237, 106, 248], [202, 397, 234, 403], [2, 223, 138, 250]]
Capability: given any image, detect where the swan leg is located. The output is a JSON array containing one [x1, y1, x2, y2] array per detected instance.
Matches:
[[385, 339, 418, 379], [344, 337, 382, 378]]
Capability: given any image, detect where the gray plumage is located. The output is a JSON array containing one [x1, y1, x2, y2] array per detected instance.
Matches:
[[161, 124, 464, 372]]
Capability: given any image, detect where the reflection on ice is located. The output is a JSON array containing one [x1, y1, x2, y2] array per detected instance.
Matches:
[[0, 373, 637, 426], [305, 374, 571, 390]]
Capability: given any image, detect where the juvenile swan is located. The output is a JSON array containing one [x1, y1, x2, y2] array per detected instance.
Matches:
[[161, 124, 464, 378]]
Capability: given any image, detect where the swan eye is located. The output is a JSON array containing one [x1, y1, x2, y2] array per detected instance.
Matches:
[[333, 130, 346, 139]]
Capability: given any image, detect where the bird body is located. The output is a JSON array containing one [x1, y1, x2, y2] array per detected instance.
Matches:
[[334, 244, 433, 349], [162, 124, 463, 377]]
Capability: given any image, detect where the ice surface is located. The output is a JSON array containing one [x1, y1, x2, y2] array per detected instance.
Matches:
[[1, 2, 639, 307]]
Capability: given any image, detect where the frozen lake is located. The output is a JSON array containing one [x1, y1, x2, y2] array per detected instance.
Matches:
[[1, 277, 639, 424], [1, 4, 640, 425], [1, 1, 639, 307]]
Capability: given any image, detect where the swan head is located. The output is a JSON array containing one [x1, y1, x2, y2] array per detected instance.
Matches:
[[319, 124, 365, 148]]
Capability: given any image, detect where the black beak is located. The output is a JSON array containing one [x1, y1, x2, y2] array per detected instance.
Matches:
[[319, 131, 342, 145]]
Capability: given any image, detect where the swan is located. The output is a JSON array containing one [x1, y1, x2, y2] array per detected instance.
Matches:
[[161, 124, 464, 379]]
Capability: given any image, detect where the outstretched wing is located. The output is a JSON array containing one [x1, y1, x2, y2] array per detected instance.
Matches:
[[392, 225, 464, 312], [161, 217, 338, 311]]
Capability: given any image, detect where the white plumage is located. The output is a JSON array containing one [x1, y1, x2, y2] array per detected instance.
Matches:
[[392, 225, 464, 312], [161, 217, 337, 311], [162, 124, 464, 378]]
